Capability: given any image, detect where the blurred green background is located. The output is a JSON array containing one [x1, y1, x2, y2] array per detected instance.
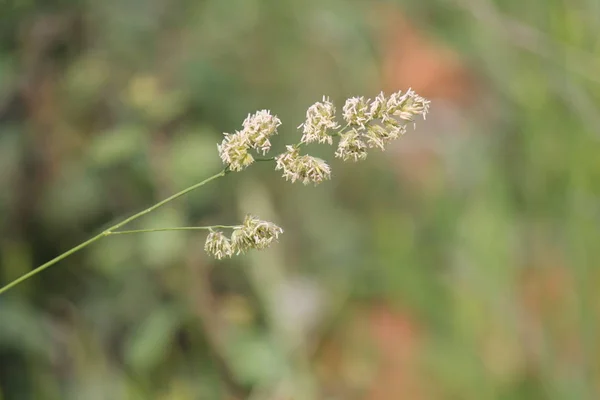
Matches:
[[1, 0, 600, 399]]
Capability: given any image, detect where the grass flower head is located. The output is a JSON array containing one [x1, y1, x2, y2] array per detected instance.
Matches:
[[299, 96, 339, 145], [386, 88, 430, 123], [335, 130, 368, 162], [231, 215, 283, 254], [217, 132, 254, 172], [205, 231, 234, 259], [275, 146, 331, 185], [342, 96, 371, 127], [242, 110, 282, 154]]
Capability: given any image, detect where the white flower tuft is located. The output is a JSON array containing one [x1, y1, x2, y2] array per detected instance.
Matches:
[[275, 146, 331, 185], [217, 132, 254, 172], [242, 110, 282, 154], [342, 96, 371, 127], [335, 130, 368, 162], [218, 110, 281, 171], [363, 123, 407, 150], [217, 90, 429, 176], [332, 89, 429, 160], [368, 92, 389, 121], [204, 231, 233, 259], [299, 96, 339, 145], [386, 88, 430, 124], [231, 215, 283, 254]]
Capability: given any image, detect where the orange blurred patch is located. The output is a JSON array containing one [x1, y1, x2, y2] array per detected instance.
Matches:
[[373, 5, 477, 190], [317, 304, 426, 399], [519, 264, 583, 366], [365, 305, 425, 400], [375, 5, 475, 105]]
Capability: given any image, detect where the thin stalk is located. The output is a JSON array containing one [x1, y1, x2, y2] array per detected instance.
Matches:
[[109, 226, 238, 235], [0, 169, 228, 295]]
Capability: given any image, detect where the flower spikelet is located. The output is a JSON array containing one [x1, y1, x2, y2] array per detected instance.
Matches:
[[331, 89, 428, 160], [275, 146, 331, 185], [363, 123, 406, 150], [242, 110, 282, 154], [217, 110, 281, 171], [217, 132, 254, 171], [205, 231, 233, 259], [386, 88, 430, 123], [231, 215, 283, 254], [342, 96, 371, 127], [335, 130, 368, 162], [298, 155, 331, 185], [299, 96, 339, 145], [275, 145, 301, 179], [368, 92, 389, 121]]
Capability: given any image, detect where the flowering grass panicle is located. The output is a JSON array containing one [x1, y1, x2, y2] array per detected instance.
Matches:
[[207, 88, 428, 257], [299, 96, 339, 145], [0, 87, 430, 294]]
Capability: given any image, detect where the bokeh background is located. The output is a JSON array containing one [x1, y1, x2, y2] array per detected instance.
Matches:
[[1, 0, 600, 399]]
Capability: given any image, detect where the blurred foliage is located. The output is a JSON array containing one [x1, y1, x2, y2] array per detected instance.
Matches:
[[1, 0, 600, 399]]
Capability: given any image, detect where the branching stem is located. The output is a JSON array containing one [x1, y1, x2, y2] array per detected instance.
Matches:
[[0, 169, 228, 295]]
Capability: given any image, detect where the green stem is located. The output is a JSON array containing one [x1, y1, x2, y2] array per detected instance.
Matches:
[[0, 169, 228, 295], [330, 123, 351, 137], [109, 226, 238, 235], [105, 169, 228, 233]]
